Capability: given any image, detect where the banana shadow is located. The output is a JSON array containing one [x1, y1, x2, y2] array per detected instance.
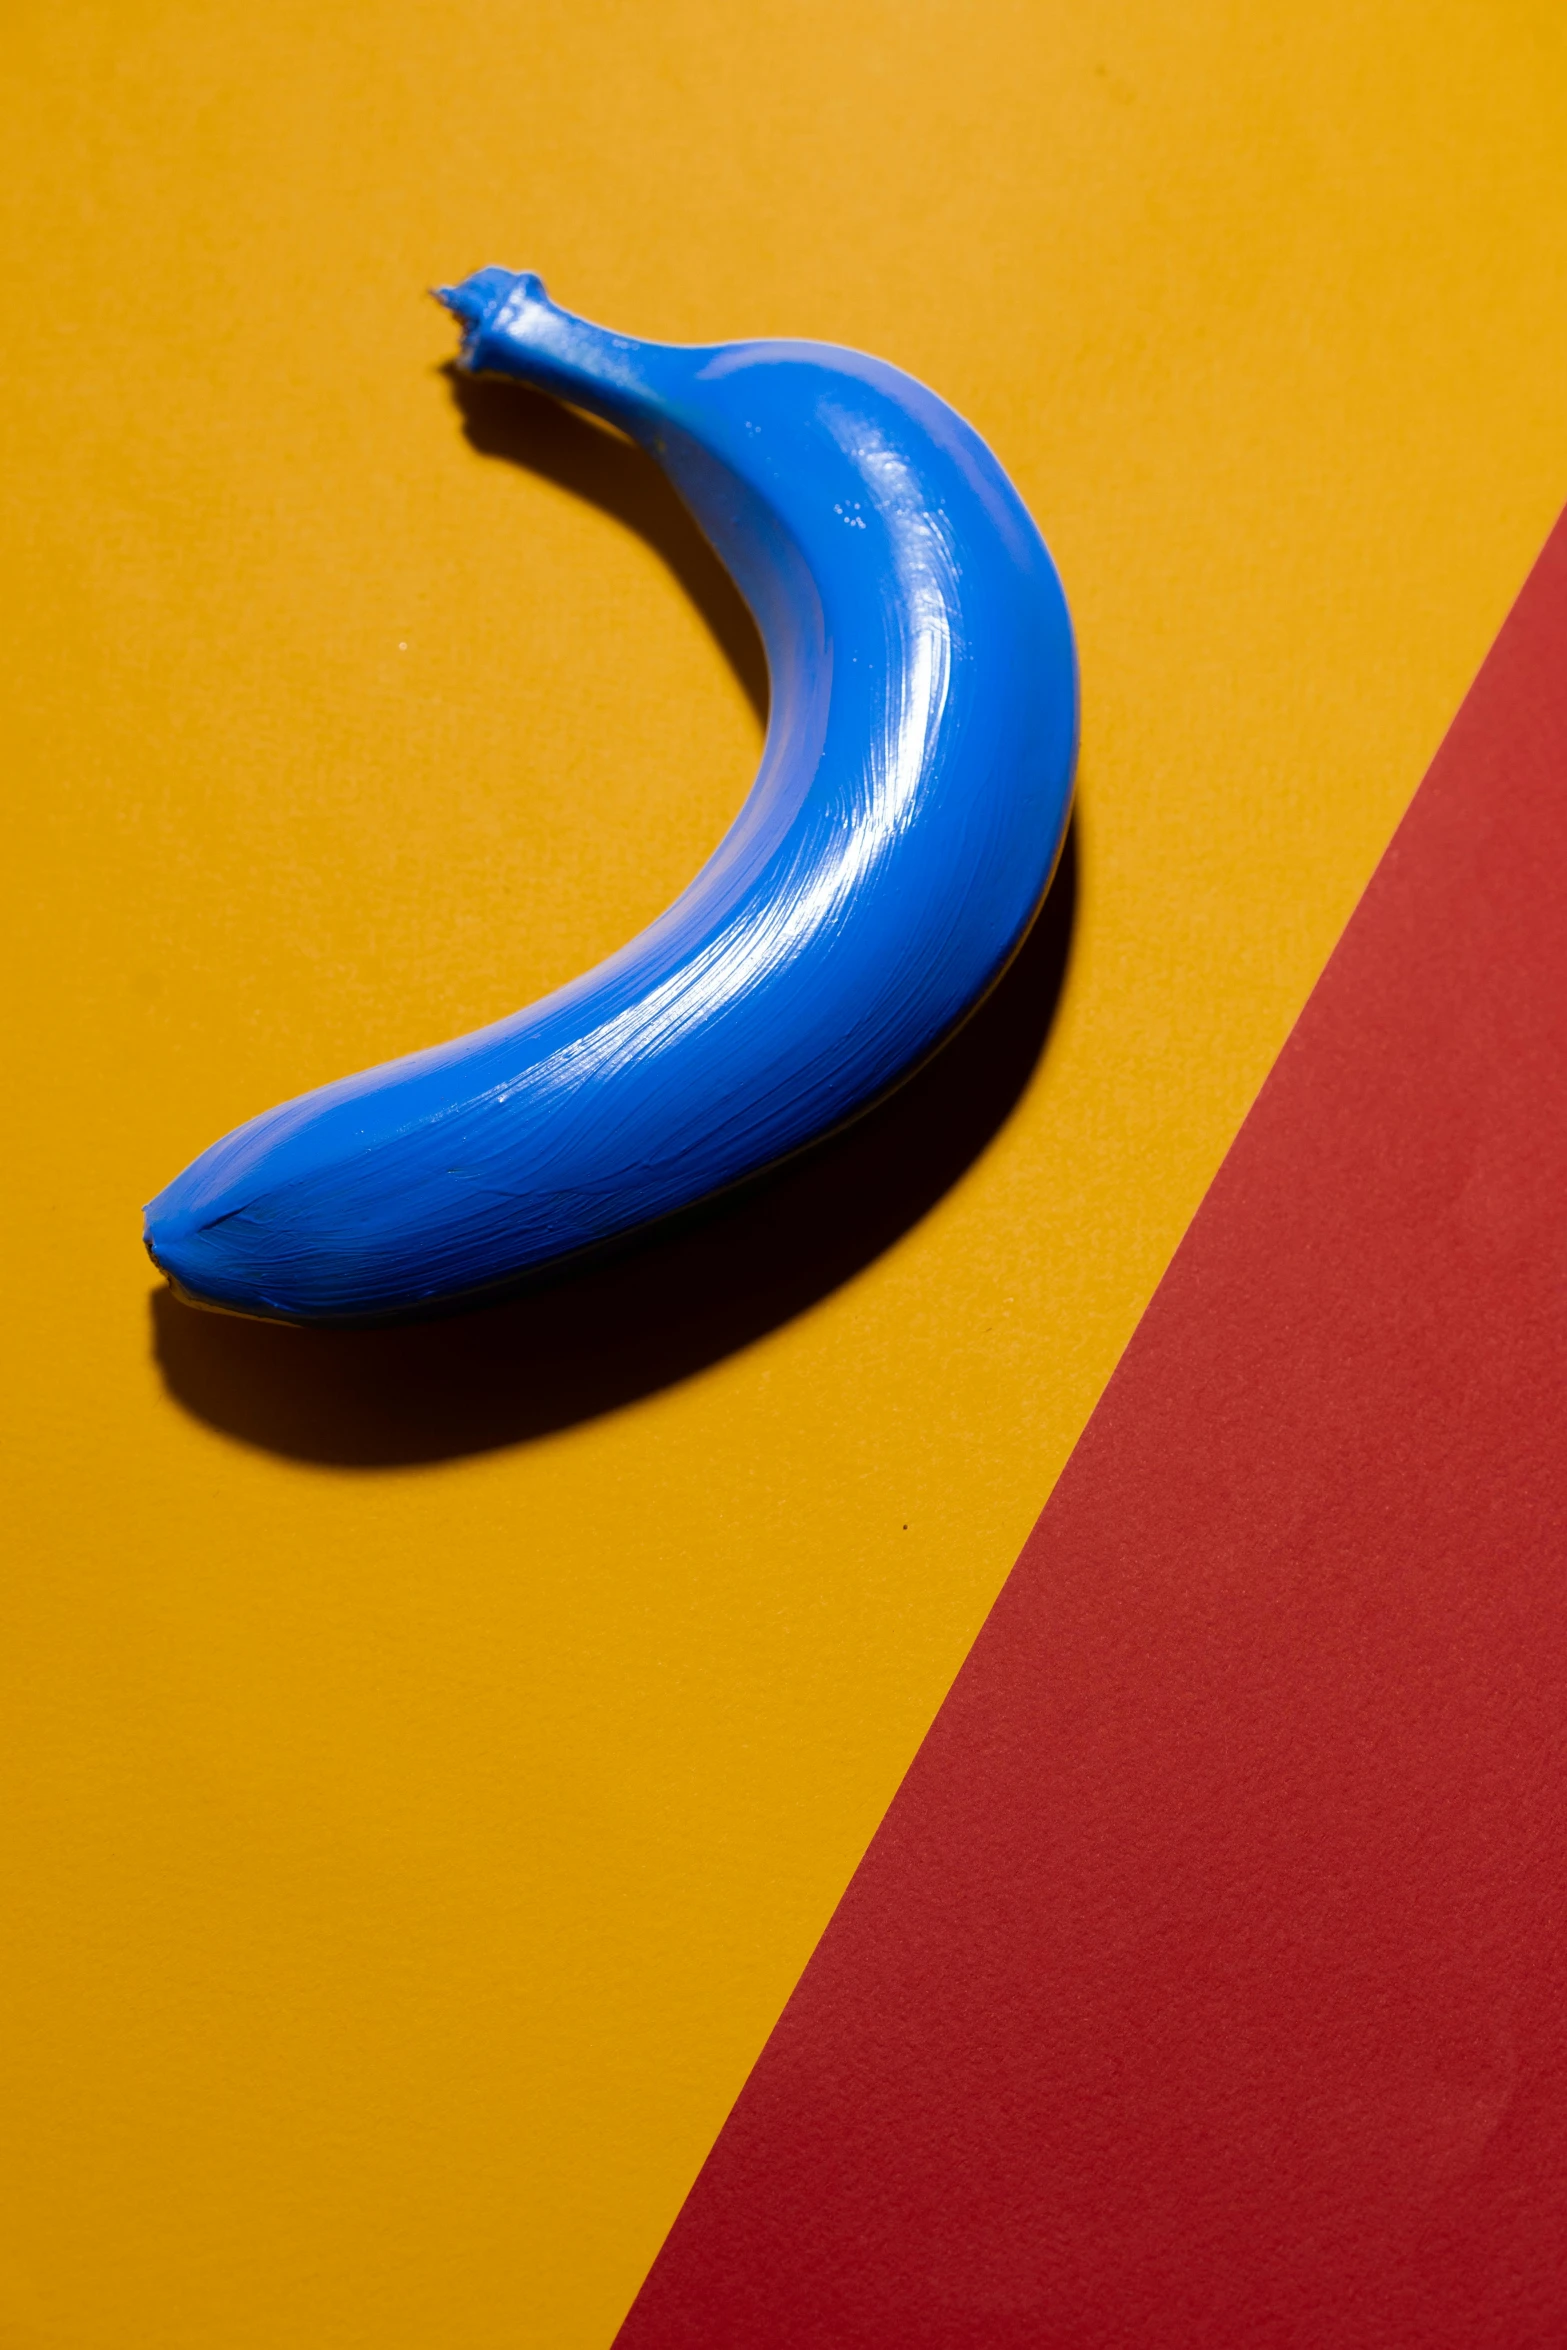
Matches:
[[447, 368, 771, 727], [149, 370, 1079, 1467], [150, 835, 1075, 1468]]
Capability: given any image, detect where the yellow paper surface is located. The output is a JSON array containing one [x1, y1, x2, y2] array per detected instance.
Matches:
[[3, 2, 1565, 2342]]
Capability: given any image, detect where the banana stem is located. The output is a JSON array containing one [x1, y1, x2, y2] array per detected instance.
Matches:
[[436, 269, 665, 437]]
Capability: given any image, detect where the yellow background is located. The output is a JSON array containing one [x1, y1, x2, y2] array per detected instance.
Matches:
[[4, 2, 1565, 2343]]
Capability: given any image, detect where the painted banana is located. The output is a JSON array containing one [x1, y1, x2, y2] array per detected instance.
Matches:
[[143, 271, 1077, 1322]]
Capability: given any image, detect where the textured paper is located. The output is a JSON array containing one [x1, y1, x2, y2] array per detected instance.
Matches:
[[5, 6, 1567, 2344]]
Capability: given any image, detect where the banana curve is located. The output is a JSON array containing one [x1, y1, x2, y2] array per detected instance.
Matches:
[[143, 271, 1077, 1323]]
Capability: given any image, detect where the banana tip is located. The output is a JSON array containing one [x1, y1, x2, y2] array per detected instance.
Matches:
[[434, 265, 530, 364]]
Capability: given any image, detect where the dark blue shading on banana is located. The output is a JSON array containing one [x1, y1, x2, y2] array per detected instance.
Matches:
[[144, 272, 1078, 1322]]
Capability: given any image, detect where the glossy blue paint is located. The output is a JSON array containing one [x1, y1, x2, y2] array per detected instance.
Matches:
[[143, 273, 1077, 1322]]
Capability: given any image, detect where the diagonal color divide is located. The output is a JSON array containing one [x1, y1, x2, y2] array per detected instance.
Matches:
[[8, 9, 1567, 2341], [620, 512, 1567, 2343]]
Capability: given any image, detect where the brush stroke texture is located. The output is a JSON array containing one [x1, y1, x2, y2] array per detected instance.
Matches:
[[144, 272, 1077, 1321]]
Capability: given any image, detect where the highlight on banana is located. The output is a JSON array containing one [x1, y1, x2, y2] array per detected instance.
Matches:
[[144, 271, 1077, 1323]]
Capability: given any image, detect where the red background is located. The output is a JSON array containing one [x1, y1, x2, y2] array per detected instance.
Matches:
[[623, 520, 1567, 2344]]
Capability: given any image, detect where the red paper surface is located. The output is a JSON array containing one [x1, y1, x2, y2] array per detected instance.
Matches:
[[618, 512, 1567, 2345]]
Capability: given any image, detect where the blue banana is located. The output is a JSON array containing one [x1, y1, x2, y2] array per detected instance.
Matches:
[[143, 271, 1077, 1322]]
